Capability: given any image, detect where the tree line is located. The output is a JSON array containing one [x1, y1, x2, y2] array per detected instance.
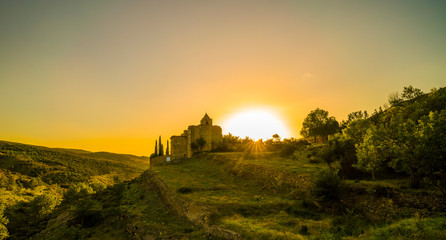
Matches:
[[151, 136, 169, 158], [299, 86, 446, 194]]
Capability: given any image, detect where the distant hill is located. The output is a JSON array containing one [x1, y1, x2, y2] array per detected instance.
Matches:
[[0, 140, 150, 239], [0, 140, 149, 205]]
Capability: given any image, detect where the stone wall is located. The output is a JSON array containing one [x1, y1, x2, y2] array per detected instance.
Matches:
[[171, 135, 187, 159]]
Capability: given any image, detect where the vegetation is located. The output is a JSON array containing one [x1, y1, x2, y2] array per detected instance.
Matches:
[[1, 85, 445, 239], [300, 108, 340, 142], [0, 141, 149, 239]]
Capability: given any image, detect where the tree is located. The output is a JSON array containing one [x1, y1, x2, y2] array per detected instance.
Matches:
[[158, 136, 164, 156], [29, 193, 60, 218], [417, 110, 446, 195], [166, 140, 170, 155], [195, 137, 206, 151], [154, 140, 158, 157], [0, 205, 8, 240], [355, 127, 388, 181], [388, 91, 402, 107], [342, 113, 371, 144], [272, 134, 281, 142], [300, 108, 340, 142], [401, 85, 424, 100]]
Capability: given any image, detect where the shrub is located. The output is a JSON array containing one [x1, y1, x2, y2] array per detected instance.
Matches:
[[313, 170, 342, 203], [74, 199, 102, 227], [299, 225, 309, 235], [29, 193, 60, 217], [63, 183, 95, 204], [177, 187, 193, 194], [331, 209, 368, 236], [0, 205, 8, 240]]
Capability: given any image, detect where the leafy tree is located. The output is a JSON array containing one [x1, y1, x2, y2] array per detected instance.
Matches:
[[0, 205, 8, 240], [63, 183, 95, 204], [355, 127, 388, 181], [29, 193, 60, 218], [318, 134, 359, 179], [75, 199, 102, 227], [385, 117, 424, 186], [416, 110, 446, 194], [301, 108, 340, 142], [388, 91, 403, 107], [401, 85, 424, 100]]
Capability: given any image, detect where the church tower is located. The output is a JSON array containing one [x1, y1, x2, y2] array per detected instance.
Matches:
[[200, 113, 212, 126]]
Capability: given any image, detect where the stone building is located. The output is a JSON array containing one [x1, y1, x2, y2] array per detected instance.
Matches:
[[170, 114, 222, 159]]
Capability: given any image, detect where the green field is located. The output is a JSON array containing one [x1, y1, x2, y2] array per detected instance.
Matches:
[[152, 152, 446, 239], [152, 154, 334, 239]]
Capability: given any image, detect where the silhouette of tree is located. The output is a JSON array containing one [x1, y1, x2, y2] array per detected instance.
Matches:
[[388, 91, 402, 106], [300, 108, 339, 142], [154, 140, 158, 157], [166, 140, 170, 155], [402, 85, 424, 100], [272, 134, 281, 142], [159, 136, 164, 156]]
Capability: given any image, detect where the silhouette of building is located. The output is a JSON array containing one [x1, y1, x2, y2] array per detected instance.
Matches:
[[170, 114, 222, 159]]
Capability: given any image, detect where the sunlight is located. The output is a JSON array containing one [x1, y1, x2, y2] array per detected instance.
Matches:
[[221, 108, 291, 140]]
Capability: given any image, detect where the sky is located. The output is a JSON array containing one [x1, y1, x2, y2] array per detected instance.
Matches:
[[1, 0, 445, 156]]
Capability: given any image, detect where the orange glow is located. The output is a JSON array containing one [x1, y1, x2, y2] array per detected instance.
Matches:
[[221, 108, 291, 140]]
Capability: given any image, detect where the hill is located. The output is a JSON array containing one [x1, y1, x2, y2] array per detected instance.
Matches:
[[0, 140, 149, 239]]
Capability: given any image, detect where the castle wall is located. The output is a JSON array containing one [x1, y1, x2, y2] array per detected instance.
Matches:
[[170, 135, 187, 159], [211, 126, 222, 146]]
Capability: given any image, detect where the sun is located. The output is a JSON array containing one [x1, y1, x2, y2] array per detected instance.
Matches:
[[221, 108, 291, 140]]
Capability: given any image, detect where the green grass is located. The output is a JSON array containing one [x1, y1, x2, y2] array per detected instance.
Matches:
[[153, 154, 333, 239], [361, 216, 446, 240], [35, 175, 209, 240], [213, 151, 328, 178]]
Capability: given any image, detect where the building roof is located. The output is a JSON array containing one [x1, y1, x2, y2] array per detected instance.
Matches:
[[200, 113, 212, 125]]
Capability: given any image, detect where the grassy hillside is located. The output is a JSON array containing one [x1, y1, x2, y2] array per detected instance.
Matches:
[[152, 152, 446, 239], [33, 174, 210, 240], [0, 140, 149, 239]]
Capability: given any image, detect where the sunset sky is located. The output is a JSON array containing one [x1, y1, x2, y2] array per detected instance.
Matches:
[[1, 0, 445, 156]]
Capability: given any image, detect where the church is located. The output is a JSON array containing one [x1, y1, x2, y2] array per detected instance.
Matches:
[[170, 114, 222, 159]]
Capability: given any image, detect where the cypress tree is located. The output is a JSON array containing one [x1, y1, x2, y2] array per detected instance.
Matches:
[[166, 140, 170, 155], [159, 136, 164, 156], [155, 140, 158, 156]]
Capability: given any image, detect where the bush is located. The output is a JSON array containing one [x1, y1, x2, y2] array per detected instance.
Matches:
[[177, 187, 193, 194], [313, 170, 342, 202], [29, 193, 60, 217], [299, 225, 309, 235], [0, 205, 8, 240], [367, 216, 446, 240], [74, 199, 102, 227], [285, 202, 321, 220], [331, 209, 368, 236], [63, 183, 95, 204]]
